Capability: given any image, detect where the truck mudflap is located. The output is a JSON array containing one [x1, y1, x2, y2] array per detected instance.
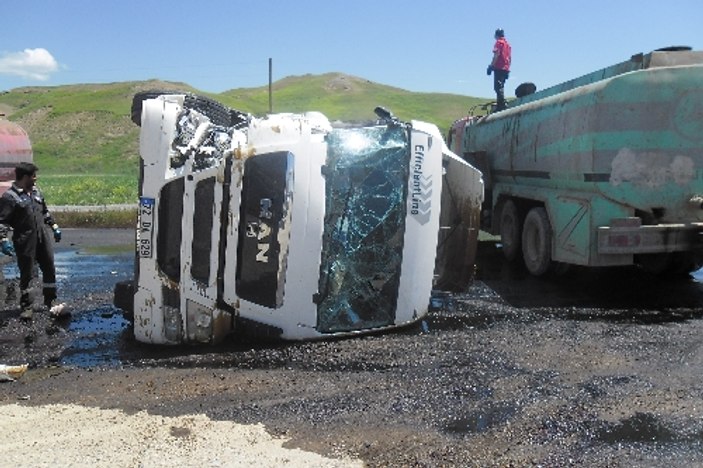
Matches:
[[597, 218, 703, 254]]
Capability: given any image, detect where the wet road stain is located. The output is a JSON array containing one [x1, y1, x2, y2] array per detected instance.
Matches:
[[4, 249, 134, 303], [596, 412, 678, 443], [475, 241, 703, 310], [445, 404, 518, 434], [61, 306, 131, 367], [3, 248, 134, 367], [6, 238, 703, 370], [57, 240, 703, 367], [169, 426, 193, 438], [424, 306, 515, 331]]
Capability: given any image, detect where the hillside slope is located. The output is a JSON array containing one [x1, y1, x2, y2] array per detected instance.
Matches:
[[0, 75, 486, 204]]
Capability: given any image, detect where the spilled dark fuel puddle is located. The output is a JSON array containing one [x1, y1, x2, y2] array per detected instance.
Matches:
[[594, 412, 703, 445], [61, 306, 131, 367], [57, 250, 134, 367], [3, 249, 134, 367], [445, 404, 518, 434], [6, 237, 703, 368], [596, 412, 678, 443]]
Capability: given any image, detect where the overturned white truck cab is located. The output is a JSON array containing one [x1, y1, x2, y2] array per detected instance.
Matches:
[[125, 92, 483, 344]]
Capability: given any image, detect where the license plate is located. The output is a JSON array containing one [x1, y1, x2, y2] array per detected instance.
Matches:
[[138, 197, 155, 258]]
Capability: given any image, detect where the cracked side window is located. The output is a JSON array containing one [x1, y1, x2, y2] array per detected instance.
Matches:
[[191, 177, 215, 284], [157, 177, 184, 282], [317, 125, 410, 333]]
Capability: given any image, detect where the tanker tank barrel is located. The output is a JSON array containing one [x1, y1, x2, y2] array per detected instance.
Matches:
[[454, 47, 703, 276]]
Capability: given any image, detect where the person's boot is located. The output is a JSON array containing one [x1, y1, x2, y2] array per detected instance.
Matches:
[[46, 300, 70, 319]]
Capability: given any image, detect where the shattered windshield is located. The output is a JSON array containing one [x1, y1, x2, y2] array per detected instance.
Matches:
[[316, 125, 410, 333]]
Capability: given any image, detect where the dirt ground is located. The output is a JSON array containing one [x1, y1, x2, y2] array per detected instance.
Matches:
[[2, 229, 703, 467]]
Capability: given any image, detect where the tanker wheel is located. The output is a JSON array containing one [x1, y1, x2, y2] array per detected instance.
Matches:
[[500, 199, 521, 261], [522, 207, 552, 276]]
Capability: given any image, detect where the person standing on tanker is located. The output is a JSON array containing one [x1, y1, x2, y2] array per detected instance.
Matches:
[[487, 28, 512, 111], [0, 162, 66, 320]]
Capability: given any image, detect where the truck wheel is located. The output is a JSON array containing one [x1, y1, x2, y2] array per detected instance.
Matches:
[[130, 91, 249, 128], [500, 199, 521, 261], [183, 94, 248, 128], [131, 90, 180, 126], [522, 207, 552, 276], [113, 279, 134, 321]]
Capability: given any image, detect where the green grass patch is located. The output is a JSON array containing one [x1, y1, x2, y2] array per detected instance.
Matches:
[[1, 77, 491, 211], [39, 174, 138, 205], [81, 242, 135, 255], [54, 209, 137, 229]]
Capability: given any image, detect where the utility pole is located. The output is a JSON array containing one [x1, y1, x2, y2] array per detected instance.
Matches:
[[268, 58, 273, 114]]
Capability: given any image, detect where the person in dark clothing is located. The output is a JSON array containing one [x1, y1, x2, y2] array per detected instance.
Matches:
[[487, 28, 512, 111], [0, 162, 65, 320]]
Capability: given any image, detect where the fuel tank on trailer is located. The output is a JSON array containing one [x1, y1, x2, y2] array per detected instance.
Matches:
[[0, 118, 33, 194], [463, 48, 703, 226]]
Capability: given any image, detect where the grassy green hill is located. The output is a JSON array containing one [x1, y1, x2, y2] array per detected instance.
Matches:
[[0, 75, 487, 206]]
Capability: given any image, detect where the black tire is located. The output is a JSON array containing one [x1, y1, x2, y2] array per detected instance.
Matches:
[[500, 199, 521, 261], [113, 279, 134, 321], [130, 91, 249, 128], [183, 94, 248, 128], [522, 207, 552, 276], [515, 82, 537, 98], [131, 90, 180, 126]]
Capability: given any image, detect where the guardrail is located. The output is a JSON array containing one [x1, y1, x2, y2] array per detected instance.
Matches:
[[51, 204, 137, 213]]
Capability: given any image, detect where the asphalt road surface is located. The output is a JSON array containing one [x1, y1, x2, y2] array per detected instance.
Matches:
[[1, 229, 703, 466]]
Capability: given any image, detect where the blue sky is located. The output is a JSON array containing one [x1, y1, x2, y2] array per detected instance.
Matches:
[[2, 0, 701, 99]]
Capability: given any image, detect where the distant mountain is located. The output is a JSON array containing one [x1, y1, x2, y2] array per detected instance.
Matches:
[[219, 73, 485, 129], [0, 74, 486, 178]]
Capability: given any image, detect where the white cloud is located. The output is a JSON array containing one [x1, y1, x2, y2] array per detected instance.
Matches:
[[0, 48, 59, 81]]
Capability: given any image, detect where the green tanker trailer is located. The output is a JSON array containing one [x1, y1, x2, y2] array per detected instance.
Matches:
[[449, 47, 703, 276]]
